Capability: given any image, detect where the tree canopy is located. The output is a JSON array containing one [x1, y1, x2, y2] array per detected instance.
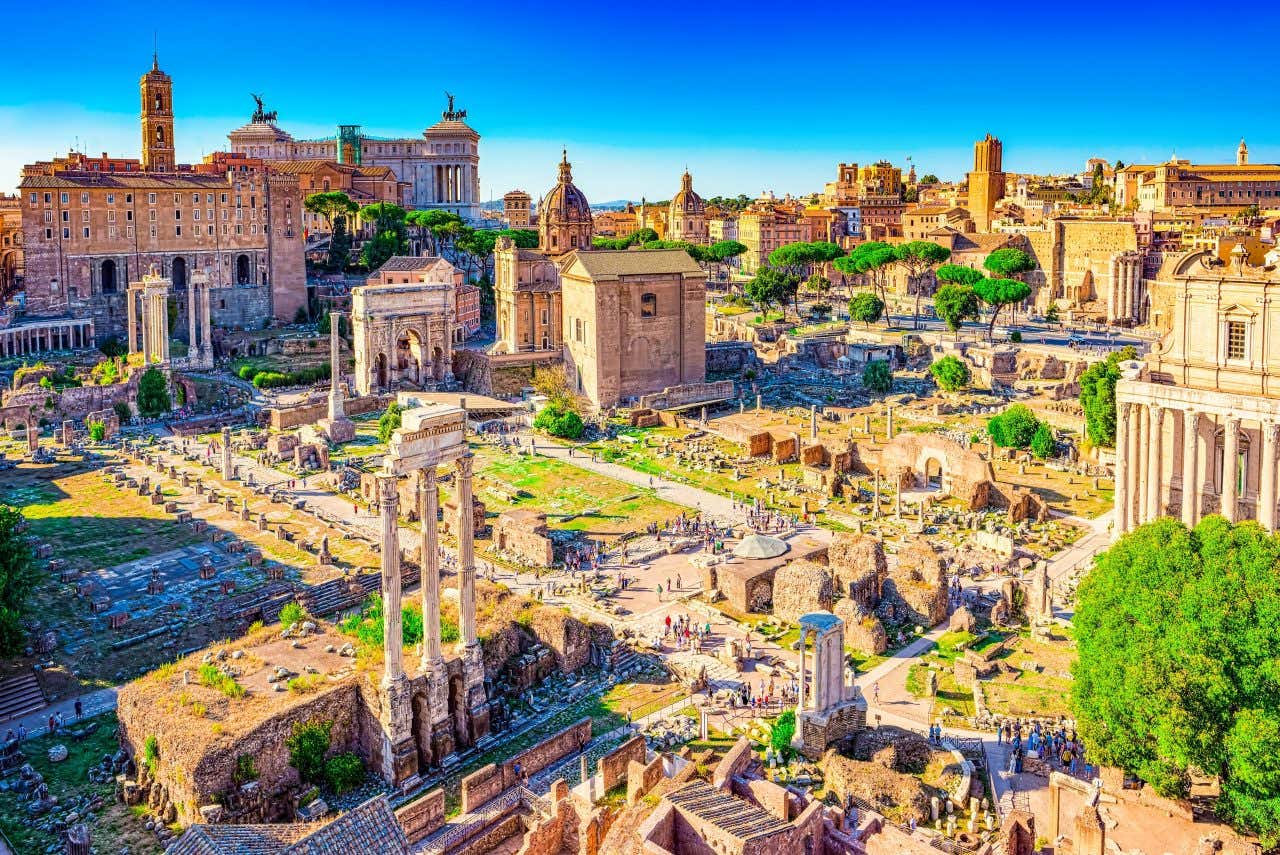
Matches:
[[982, 247, 1036, 279], [935, 264, 984, 287], [920, 174, 940, 185], [893, 241, 950, 329], [861, 359, 893, 394], [767, 241, 844, 277], [834, 241, 897, 309], [933, 284, 981, 337], [135, 367, 170, 417], [1074, 516, 1280, 845], [848, 292, 885, 328], [533, 402, 584, 439], [986, 403, 1040, 448], [929, 354, 971, 392], [746, 268, 799, 316], [0, 506, 37, 655], [1078, 346, 1138, 448]]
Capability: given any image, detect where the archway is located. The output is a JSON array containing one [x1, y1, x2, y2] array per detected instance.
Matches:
[[432, 346, 445, 381], [171, 256, 187, 291], [236, 254, 251, 285], [375, 353, 389, 391], [396, 330, 425, 385], [101, 259, 117, 294], [924, 457, 943, 489], [411, 691, 434, 770]]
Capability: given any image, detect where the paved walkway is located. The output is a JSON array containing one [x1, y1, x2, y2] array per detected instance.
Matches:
[[1, 685, 117, 741]]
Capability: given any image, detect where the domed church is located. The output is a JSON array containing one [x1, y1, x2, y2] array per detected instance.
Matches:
[[538, 150, 594, 255]]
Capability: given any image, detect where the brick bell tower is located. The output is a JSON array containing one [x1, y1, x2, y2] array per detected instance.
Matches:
[[140, 54, 175, 172]]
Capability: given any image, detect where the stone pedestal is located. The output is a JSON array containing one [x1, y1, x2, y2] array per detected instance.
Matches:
[[379, 674, 419, 787]]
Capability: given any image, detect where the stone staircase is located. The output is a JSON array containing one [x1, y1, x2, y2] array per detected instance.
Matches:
[[0, 674, 44, 723]]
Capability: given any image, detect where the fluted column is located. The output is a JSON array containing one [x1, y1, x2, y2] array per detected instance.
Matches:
[[1222, 417, 1240, 523], [127, 290, 138, 354], [187, 285, 198, 361], [378, 472, 404, 684], [1147, 405, 1165, 521], [418, 466, 441, 666], [200, 284, 212, 354], [1182, 409, 1199, 527], [139, 293, 151, 364], [1260, 421, 1278, 532], [1114, 402, 1131, 537], [456, 453, 477, 648]]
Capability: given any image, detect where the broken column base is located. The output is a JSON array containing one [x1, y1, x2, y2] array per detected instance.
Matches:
[[319, 417, 356, 444]]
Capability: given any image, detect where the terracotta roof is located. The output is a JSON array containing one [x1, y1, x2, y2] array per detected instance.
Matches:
[[952, 232, 1017, 253], [566, 248, 703, 279], [372, 255, 450, 273], [270, 160, 358, 176], [19, 173, 231, 189], [168, 796, 408, 855]]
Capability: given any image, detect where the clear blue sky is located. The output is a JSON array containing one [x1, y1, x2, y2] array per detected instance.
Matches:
[[2, 0, 1277, 201]]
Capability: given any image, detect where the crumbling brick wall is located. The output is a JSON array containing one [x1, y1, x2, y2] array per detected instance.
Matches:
[[599, 736, 647, 792]]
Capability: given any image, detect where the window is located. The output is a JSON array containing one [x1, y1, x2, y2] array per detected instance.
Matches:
[[192, 193, 200, 204], [640, 293, 657, 318], [175, 226, 182, 236], [575, 318, 584, 341], [83, 227, 89, 238], [82, 211, 89, 223], [1227, 320, 1247, 360], [107, 193, 114, 204], [60, 192, 69, 204], [148, 193, 156, 204], [174, 209, 181, 220], [43, 193, 51, 204], [62, 227, 69, 239], [81, 192, 89, 204], [126, 211, 133, 221], [125, 193, 132, 203], [61, 210, 68, 222], [27, 192, 36, 205], [44, 228, 52, 240]]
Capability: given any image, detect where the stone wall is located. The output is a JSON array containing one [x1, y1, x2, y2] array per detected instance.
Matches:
[[637, 379, 736, 411], [494, 510, 554, 568], [772, 559, 834, 623], [461, 717, 592, 813], [599, 735, 647, 792], [627, 756, 665, 805], [878, 431, 994, 510], [529, 609, 592, 673], [396, 788, 446, 843], [266, 393, 390, 431], [705, 341, 758, 374], [711, 738, 752, 790]]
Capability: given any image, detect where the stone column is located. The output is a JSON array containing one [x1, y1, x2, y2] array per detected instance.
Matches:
[[457, 454, 477, 648], [418, 466, 442, 666], [127, 290, 137, 354], [885, 405, 895, 441], [796, 628, 807, 712], [1260, 421, 1278, 532], [1146, 405, 1164, 522], [1181, 409, 1199, 528], [378, 472, 404, 683], [1128, 397, 1144, 525], [187, 284, 198, 361], [220, 427, 233, 480], [139, 292, 151, 364], [1113, 402, 1130, 538], [1222, 416, 1240, 522], [201, 284, 213, 355], [328, 312, 346, 421]]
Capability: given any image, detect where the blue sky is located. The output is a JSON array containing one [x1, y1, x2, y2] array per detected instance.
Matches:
[[2, 0, 1278, 201]]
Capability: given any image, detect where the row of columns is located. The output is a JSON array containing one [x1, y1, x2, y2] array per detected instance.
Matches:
[[1115, 400, 1280, 537], [127, 281, 171, 366], [434, 164, 472, 204], [1108, 252, 1143, 324], [375, 453, 478, 687], [0, 322, 94, 356], [185, 274, 213, 368]]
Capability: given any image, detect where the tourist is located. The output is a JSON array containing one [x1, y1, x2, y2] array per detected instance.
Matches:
[[48, 714, 56, 734], [16, 724, 25, 743], [55, 712, 64, 730], [74, 698, 82, 720], [4, 729, 13, 744]]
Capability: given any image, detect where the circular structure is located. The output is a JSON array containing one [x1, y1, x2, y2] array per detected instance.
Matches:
[[733, 533, 789, 560]]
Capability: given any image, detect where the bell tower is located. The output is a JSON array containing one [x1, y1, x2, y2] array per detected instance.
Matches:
[[140, 55, 175, 173]]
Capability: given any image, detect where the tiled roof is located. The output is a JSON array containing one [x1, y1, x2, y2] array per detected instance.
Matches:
[[167, 796, 407, 855], [567, 248, 703, 279], [19, 173, 231, 190], [270, 160, 357, 176], [373, 256, 448, 273]]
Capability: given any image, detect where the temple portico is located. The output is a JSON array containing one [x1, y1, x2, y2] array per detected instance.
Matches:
[[791, 612, 867, 758], [1114, 362, 1280, 537], [127, 269, 171, 367]]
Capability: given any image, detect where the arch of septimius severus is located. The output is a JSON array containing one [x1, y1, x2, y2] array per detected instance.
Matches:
[[1113, 247, 1280, 538]]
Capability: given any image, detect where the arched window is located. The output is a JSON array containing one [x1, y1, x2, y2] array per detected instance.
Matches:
[[156, 126, 165, 143], [641, 293, 657, 318], [100, 259, 117, 294]]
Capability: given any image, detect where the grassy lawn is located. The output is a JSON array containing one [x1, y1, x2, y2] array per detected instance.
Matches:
[[0, 712, 161, 854], [601, 680, 688, 721], [472, 445, 687, 543]]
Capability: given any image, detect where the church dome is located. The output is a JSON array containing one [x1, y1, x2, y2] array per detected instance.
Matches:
[[671, 170, 705, 214], [540, 151, 592, 223]]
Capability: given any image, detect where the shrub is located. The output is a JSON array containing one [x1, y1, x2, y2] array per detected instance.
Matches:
[[113, 400, 132, 424], [861, 359, 893, 394], [99, 336, 127, 359], [197, 663, 246, 699], [987, 404, 1040, 449], [88, 421, 106, 442], [325, 752, 365, 794], [135, 367, 171, 417], [1030, 422, 1055, 459], [533, 403, 584, 439], [929, 355, 971, 392], [770, 710, 796, 757], [1009, 330, 1023, 343], [279, 601, 307, 627], [237, 364, 257, 381], [286, 720, 332, 785], [378, 402, 403, 443], [143, 735, 160, 775], [234, 754, 258, 784], [288, 674, 325, 694]]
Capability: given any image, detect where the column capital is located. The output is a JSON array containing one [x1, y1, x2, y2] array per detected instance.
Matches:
[[456, 452, 474, 479], [376, 471, 399, 502], [418, 464, 438, 490]]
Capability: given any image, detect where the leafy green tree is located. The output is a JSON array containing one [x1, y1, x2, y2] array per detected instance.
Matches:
[[893, 241, 950, 329], [328, 216, 352, 271], [768, 241, 845, 278], [135, 367, 170, 417], [325, 753, 365, 793], [1030, 422, 1055, 459], [935, 264, 984, 287], [770, 710, 796, 757], [378, 402, 403, 443], [929, 355, 971, 392], [1044, 304, 1060, 325], [745, 268, 798, 318], [920, 174, 939, 185], [708, 240, 747, 279], [1074, 517, 1280, 845], [0, 507, 38, 655], [848, 292, 885, 328], [113, 400, 132, 424], [972, 277, 1032, 340], [861, 359, 893, 394], [933, 284, 981, 339], [986, 403, 1039, 448], [982, 247, 1036, 279], [834, 241, 896, 309], [499, 228, 539, 249], [286, 719, 333, 785], [1077, 346, 1138, 447], [87, 421, 106, 442], [533, 403, 585, 439], [361, 230, 408, 271], [304, 191, 358, 270]]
